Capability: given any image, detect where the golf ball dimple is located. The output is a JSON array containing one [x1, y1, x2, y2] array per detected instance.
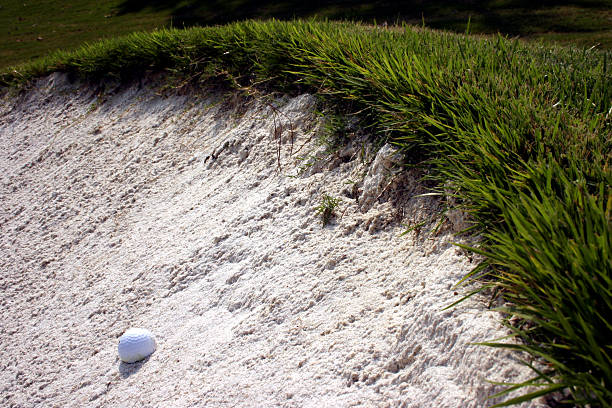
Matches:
[[118, 328, 156, 363]]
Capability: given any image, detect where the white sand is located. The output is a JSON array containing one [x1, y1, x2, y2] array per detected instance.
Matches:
[[0, 74, 542, 407]]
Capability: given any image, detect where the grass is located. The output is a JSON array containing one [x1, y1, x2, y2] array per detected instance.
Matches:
[[315, 194, 342, 226], [0, 0, 169, 69], [1, 0, 612, 69], [316, 107, 356, 155], [1, 20, 610, 407]]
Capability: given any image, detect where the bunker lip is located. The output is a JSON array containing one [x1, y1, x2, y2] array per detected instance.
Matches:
[[0, 73, 538, 407]]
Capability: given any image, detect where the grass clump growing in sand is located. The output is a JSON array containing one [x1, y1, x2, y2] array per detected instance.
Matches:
[[1, 20, 610, 407], [315, 194, 342, 226]]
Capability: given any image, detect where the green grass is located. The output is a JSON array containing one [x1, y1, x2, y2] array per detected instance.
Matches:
[[315, 194, 342, 226], [0, 0, 170, 69], [1, 20, 610, 406], [1, 0, 612, 69]]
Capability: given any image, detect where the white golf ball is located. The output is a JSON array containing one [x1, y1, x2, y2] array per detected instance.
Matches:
[[118, 328, 156, 363]]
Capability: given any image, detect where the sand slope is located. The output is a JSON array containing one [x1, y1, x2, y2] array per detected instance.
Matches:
[[0, 74, 539, 407]]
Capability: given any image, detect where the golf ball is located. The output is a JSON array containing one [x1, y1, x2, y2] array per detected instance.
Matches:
[[118, 328, 156, 363]]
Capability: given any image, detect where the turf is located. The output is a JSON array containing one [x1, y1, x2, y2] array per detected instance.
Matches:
[[1, 20, 611, 407], [1, 0, 612, 69], [0, 0, 167, 69]]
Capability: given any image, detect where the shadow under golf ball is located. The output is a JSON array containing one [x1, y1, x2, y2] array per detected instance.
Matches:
[[119, 355, 151, 379]]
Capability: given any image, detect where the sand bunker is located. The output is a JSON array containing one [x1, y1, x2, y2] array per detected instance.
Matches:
[[0, 74, 540, 407]]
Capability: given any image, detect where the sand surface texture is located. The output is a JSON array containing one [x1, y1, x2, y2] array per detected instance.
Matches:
[[0, 74, 539, 407]]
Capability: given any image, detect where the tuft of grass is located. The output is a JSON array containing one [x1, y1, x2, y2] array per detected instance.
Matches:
[[315, 194, 342, 226], [1, 20, 610, 406]]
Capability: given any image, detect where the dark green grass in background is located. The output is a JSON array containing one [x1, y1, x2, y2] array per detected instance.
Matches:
[[1, 0, 612, 68], [1, 15, 610, 408]]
